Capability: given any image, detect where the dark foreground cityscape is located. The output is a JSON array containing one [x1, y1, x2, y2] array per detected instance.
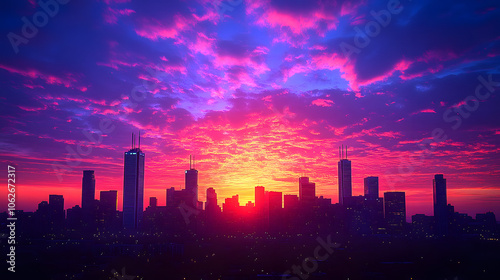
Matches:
[[2, 142, 499, 280]]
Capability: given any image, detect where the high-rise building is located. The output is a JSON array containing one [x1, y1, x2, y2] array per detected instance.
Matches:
[[223, 195, 239, 214], [166, 187, 175, 207], [49, 194, 65, 226], [299, 177, 316, 205], [206, 187, 218, 211], [284, 194, 299, 210], [384, 192, 406, 228], [433, 174, 448, 235], [255, 186, 269, 229], [268, 191, 282, 212], [149, 197, 157, 208], [99, 190, 118, 228], [123, 133, 145, 229], [338, 146, 352, 205], [255, 186, 265, 210], [364, 177, 379, 200], [268, 191, 282, 231], [49, 194, 64, 216], [100, 190, 117, 213], [185, 155, 198, 208], [82, 170, 95, 210]]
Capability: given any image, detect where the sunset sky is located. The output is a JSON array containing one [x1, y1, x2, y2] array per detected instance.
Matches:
[[1, 0, 500, 220]]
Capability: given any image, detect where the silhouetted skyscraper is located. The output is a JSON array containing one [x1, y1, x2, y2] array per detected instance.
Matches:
[[99, 190, 118, 229], [49, 194, 65, 224], [433, 174, 448, 236], [223, 195, 239, 214], [100, 190, 117, 213], [166, 187, 175, 207], [384, 192, 406, 228], [123, 133, 145, 229], [299, 177, 316, 205], [268, 191, 282, 213], [284, 194, 299, 210], [255, 186, 265, 210], [364, 177, 379, 200], [206, 187, 218, 211], [255, 186, 269, 230], [49, 194, 64, 213], [185, 155, 198, 207], [149, 197, 157, 208], [82, 170, 95, 210], [338, 146, 352, 205]]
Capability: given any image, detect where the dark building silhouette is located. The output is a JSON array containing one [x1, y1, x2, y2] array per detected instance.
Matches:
[[412, 214, 434, 237], [82, 170, 95, 210], [97, 190, 118, 230], [49, 194, 65, 220], [299, 177, 316, 206], [384, 192, 406, 228], [185, 155, 199, 208], [166, 187, 175, 207], [268, 191, 282, 231], [149, 197, 157, 208], [433, 174, 448, 236], [268, 191, 282, 212], [255, 186, 265, 209], [223, 195, 239, 215], [284, 194, 299, 210], [100, 190, 118, 213], [205, 187, 219, 212], [123, 133, 145, 229], [255, 186, 269, 230], [364, 176, 379, 200], [338, 145, 352, 205], [66, 205, 83, 230]]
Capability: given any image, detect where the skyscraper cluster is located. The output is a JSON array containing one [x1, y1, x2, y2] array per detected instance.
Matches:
[[19, 139, 497, 240]]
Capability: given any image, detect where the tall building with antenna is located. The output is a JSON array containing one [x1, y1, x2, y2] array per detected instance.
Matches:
[[123, 132, 145, 229], [185, 155, 199, 208], [338, 145, 352, 205]]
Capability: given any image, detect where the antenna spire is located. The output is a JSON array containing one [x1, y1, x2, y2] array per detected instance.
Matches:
[[131, 133, 133, 149], [346, 145, 347, 159], [339, 146, 341, 160], [138, 131, 141, 149]]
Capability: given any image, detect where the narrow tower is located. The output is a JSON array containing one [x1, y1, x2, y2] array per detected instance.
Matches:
[[338, 145, 352, 205], [123, 133, 145, 229]]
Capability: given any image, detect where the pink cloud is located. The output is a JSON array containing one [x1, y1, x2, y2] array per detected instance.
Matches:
[[358, 59, 412, 89], [212, 46, 270, 83], [225, 69, 257, 90], [310, 52, 359, 90], [411, 108, 437, 115], [246, 0, 347, 38], [400, 49, 459, 80], [0, 64, 85, 91], [311, 99, 334, 107], [190, 33, 216, 56], [104, 7, 135, 24], [451, 100, 467, 108], [135, 15, 193, 40]]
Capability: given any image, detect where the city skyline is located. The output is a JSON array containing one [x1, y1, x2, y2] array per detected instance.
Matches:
[[11, 143, 497, 223]]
